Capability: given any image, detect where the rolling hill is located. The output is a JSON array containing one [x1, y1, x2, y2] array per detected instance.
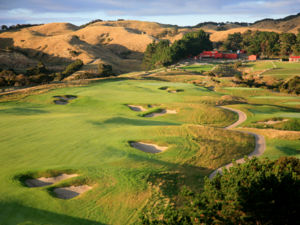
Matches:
[[0, 13, 299, 75]]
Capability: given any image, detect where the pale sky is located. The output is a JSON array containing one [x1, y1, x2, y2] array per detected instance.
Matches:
[[0, 0, 299, 26]]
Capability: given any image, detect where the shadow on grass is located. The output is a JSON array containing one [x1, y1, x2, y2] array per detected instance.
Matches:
[[0, 107, 48, 115], [91, 117, 180, 126], [277, 146, 300, 156], [0, 201, 106, 225]]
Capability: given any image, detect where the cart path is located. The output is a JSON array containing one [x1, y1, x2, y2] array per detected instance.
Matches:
[[209, 106, 266, 179]]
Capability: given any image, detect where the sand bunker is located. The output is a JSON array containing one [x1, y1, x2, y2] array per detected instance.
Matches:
[[257, 119, 288, 125], [25, 173, 78, 187], [128, 105, 147, 112], [130, 142, 168, 153], [144, 109, 177, 117], [53, 95, 77, 105], [53, 185, 92, 199], [168, 89, 184, 93]]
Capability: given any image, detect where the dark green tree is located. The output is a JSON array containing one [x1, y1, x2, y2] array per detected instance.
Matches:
[[223, 32, 243, 51], [279, 33, 296, 56]]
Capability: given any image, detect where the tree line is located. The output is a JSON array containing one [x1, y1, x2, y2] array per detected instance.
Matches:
[[223, 30, 300, 58], [142, 30, 212, 69]]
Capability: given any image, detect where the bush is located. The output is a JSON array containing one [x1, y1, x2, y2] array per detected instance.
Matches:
[[212, 64, 241, 77], [26, 62, 48, 76], [0, 69, 17, 86], [280, 76, 300, 94], [98, 63, 113, 77], [198, 157, 300, 224], [62, 59, 83, 78], [140, 157, 300, 225]]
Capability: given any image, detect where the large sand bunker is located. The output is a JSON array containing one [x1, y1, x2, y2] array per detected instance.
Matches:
[[53, 185, 92, 199], [130, 142, 168, 153], [53, 95, 77, 105], [127, 105, 147, 112], [144, 109, 177, 117], [25, 173, 78, 187]]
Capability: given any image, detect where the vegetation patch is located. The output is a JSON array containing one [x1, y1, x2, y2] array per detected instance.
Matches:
[[53, 95, 77, 105]]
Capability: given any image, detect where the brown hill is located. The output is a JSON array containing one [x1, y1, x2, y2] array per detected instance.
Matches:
[[209, 27, 282, 42], [0, 21, 166, 73], [0, 14, 299, 75], [252, 13, 300, 33]]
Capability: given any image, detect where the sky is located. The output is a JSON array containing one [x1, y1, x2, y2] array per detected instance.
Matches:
[[0, 0, 300, 26]]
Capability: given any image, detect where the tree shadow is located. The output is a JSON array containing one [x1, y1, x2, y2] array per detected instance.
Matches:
[[277, 146, 300, 156], [0, 201, 106, 225], [0, 107, 48, 115], [90, 117, 180, 127]]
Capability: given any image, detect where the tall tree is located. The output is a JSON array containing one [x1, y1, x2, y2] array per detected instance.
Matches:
[[280, 33, 296, 56]]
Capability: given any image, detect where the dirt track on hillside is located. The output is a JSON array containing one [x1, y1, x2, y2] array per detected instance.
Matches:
[[209, 106, 266, 179]]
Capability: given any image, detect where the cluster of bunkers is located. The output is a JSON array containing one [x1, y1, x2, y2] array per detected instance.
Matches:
[[192, 50, 300, 62]]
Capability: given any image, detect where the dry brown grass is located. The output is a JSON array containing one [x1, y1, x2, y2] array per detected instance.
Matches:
[[210, 27, 283, 42]]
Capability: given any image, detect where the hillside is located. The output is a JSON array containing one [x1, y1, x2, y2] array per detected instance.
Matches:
[[252, 13, 300, 33], [0, 13, 300, 74]]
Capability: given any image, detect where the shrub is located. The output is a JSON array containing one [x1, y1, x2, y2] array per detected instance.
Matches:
[[98, 63, 113, 77], [280, 76, 300, 94], [212, 64, 241, 77], [26, 62, 48, 76], [197, 157, 300, 224], [140, 157, 300, 225], [62, 59, 83, 78], [0, 69, 17, 86]]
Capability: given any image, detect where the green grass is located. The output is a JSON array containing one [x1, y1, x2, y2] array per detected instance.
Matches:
[[243, 61, 274, 71], [180, 64, 215, 72], [263, 139, 300, 160], [0, 79, 254, 225], [0, 69, 299, 224], [261, 61, 300, 78]]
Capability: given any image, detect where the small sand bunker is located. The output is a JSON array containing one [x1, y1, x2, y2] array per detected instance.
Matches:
[[53, 185, 92, 199], [53, 95, 77, 105], [257, 119, 288, 125], [130, 142, 168, 153], [144, 109, 177, 117], [26, 174, 78, 187], [128, 105, 147, 112]]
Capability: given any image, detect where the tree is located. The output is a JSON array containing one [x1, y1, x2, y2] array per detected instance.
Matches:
[[223, 32, 243, 51], [142, 30, 212, 69], [197, 157, 300, 224], [280, 33, 296, 56], [1, 25, 8, 30], [292, 32, 300, 55], [140, 157, 300, 225]]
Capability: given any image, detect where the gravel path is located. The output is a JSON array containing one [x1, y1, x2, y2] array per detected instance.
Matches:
[[209, 106, 266, 179]]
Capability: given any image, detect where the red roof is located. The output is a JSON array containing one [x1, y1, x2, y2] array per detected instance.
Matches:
[[290, 56, 300, 58]]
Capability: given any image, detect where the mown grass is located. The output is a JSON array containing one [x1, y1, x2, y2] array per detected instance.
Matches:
[[243, 61, 274, 71], [261, 61, 300, 78], [180, 64, 215, 72], [0, 79, 252, 225]]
